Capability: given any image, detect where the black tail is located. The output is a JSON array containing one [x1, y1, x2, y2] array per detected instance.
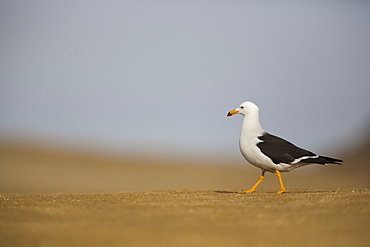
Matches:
[[303, 156, 343, 165]]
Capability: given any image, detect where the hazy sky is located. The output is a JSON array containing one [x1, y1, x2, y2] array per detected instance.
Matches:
[[1, 1, 370, 158]]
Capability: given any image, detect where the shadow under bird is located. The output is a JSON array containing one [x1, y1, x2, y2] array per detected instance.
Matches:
[[227, 101, 343, 194]]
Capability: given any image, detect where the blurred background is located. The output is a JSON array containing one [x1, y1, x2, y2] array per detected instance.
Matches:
[[1, 1, 369, 193]]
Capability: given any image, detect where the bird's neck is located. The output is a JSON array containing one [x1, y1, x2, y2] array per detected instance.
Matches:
[[240, 114, 265, 139]]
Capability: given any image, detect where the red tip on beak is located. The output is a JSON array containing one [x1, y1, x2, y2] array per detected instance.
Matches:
[[227, 109, 239, 117]]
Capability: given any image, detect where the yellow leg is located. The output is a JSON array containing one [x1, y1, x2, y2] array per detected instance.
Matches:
[[275, 170, 286, 194], [238, 171, 265, 193]]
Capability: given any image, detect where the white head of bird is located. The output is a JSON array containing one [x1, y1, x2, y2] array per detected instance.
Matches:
[[227, 101, 260, 118]]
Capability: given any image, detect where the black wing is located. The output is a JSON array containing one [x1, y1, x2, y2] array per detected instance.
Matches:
[[257, 132, 342, 165]]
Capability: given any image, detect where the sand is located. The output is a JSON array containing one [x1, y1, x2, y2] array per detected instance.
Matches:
[[1, 189, 369, 247], [1, 141, 369, 246], [1, 141, 369, 194]]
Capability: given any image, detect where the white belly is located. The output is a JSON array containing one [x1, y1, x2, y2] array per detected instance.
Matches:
[[239, 136, 278, 172]]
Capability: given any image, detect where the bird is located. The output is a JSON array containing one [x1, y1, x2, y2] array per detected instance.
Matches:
[[227, 101, 343, 194]]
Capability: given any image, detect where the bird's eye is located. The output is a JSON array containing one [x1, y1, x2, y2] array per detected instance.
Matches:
[[240, 106, 244, 109]]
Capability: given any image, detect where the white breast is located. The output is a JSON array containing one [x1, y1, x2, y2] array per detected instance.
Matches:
[[239, 135, 277, 172]]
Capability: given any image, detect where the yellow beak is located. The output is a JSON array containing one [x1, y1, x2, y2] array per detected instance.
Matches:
[[227, 109, 239, 117]]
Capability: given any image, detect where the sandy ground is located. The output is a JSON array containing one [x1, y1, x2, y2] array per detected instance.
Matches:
[[1, 189, 369, 247], [0, 141, 369, 194], [0, 141, 369, 246]]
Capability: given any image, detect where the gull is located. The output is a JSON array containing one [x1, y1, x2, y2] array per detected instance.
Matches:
[[227, 101, 342, 194]]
